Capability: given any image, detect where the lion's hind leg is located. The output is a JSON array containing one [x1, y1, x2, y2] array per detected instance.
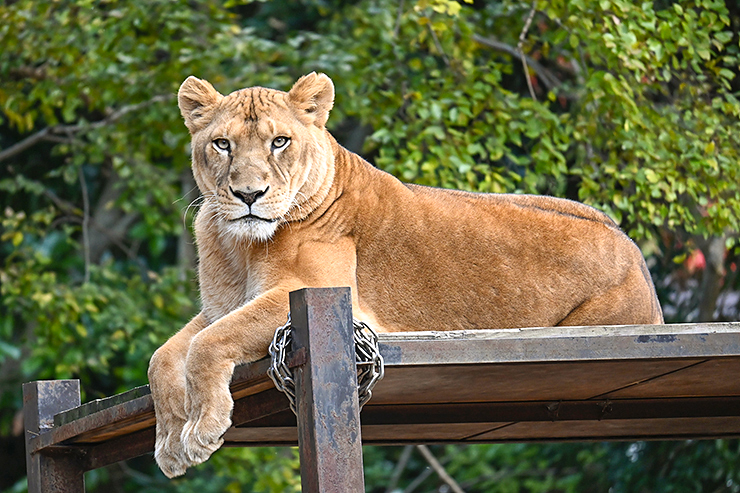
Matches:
[[557, 264, 663, 327]]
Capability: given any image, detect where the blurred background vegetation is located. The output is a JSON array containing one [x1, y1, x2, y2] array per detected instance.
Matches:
[[1, 0, 739, 491]]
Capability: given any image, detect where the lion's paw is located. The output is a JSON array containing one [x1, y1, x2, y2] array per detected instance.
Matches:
[[180, 414, 230, 465], [154, 441, 190, 478], [153, 418, 192, 478]]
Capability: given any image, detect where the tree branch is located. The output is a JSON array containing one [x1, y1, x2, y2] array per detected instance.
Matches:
[[78, 166, 91, 284], [385, 445, 414, 493], [43, 176, 142, 265], [65, 94, 172, 133], [427, 23, 451, 67], [537, 11, 588, 83], [518, 1, 539, 100], [403, 465, 435, 493], [0, 94, 172, 163], [0, 127, 51, 163], [393, 0, 405, 38], [472, 34, 563, 92], [416, 445, 465, 493]]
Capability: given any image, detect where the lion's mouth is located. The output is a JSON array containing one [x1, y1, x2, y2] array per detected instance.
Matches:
[[231, 213, 277, 223]]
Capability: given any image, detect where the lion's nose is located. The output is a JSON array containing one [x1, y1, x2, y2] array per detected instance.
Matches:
[[231, 186, 269, 206]]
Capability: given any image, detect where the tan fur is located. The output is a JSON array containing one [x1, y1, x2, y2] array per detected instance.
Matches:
[[148, 73, 663, 477]]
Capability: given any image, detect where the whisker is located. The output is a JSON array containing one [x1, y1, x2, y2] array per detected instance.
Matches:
[[173, 185, 201, 205]]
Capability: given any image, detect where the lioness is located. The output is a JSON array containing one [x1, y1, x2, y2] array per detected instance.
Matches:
[[147, 72, 663, 477]]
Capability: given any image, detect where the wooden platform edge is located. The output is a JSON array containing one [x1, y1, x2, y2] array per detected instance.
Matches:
[[378, 322, 740, 365], [27, 322, 740, 456]]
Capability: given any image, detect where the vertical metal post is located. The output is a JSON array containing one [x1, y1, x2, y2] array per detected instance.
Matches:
[[290, 287, 366, 493], [23, 380, 85, 493]]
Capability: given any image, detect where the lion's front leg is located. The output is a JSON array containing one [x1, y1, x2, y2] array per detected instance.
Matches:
[[179, 288, 291, 466], [148, 313, 207, 478], [150, 374, 189, 478], [180, 347, 235, 466]]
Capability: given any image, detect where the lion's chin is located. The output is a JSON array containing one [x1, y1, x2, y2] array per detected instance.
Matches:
[[220, 218, 279, 243]]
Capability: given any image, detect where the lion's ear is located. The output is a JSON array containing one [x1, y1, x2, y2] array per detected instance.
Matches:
[[287, 72, 335, 127], [178, 76, 223, 133]]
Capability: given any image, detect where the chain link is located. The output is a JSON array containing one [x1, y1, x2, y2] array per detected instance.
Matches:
[[352, 318, 385, 408], [267, 314, 384, 415], [267, 314, 298, 414]]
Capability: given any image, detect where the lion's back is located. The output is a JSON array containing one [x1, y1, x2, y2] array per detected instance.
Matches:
[[356, 178, 662, 330], [404, 183, 619, 231]]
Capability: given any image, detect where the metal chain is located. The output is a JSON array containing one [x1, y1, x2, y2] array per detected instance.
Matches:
[[267, 314, 384, 415], [352, 318, 385, 408], [267, 314, 298, 414]]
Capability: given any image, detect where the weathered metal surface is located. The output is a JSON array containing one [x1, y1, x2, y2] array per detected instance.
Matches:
[[290, 287, 366, 493], [378, 323, 740, 366], [25, 380, 81, 431], [24, 380, 85, 493], [28, 393, 154, 453], [42, 357, 274, 453], [54, 385, 150, 427], [28, 448, 87, 492]]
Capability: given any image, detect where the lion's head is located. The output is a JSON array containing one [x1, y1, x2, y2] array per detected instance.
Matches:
[[178, 73, 336, 242]]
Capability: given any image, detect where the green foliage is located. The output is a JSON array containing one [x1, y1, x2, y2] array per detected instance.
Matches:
[[0, 0, 300, 407], [316, 0, 740, 241], [604, 440, 740, 492], [553, 0, 740, 240], [1, 0, 739, 491], [364, 442, 740, 492], [85, 447, 301, 493]]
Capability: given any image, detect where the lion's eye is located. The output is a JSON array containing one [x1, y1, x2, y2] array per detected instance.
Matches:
[[213, 138, 231, 151], [272, 136, 290, 149]]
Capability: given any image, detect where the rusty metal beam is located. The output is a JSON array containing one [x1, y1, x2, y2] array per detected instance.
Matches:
[[290, 287, 366, 493], [24, 380, 85, 493]]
